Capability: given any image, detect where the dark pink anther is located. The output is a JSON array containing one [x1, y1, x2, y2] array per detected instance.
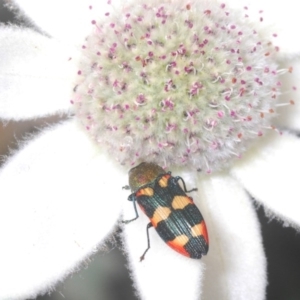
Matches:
[[136, 94, 146, 104], [217, 111, 224, 118]]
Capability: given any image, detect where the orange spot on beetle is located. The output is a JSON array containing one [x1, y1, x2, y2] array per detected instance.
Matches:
[[191, 221, 209, 244], [167, 235, 190, 257], [136, 187, 154, 197], [150, 206, 172, 227], [158, 174, 171, 188], [172, 195, 193, 210]]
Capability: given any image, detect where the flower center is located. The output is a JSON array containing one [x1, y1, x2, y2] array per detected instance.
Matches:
[[72, 0, 287, 172]]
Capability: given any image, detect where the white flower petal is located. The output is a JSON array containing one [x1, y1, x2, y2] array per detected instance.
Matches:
[[231, 132, 300, 228], [122, 171, 205, 300], [0, 120, 125, 300], [0, 26, 77, 120], [226, 0, 300, 54], [13, 0, 122, 47], [16, 0, 300, 54], [196, 173, 266, 300], [273, 60, 300, 131]]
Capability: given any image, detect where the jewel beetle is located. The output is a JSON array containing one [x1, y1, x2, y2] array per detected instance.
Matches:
[[123, 162, 209, 261]]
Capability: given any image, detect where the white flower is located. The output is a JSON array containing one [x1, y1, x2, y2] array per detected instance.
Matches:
[[1, 0, 300, 300]]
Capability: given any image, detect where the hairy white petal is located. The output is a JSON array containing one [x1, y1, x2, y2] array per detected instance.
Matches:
[[231, 132, 300, 229], [0, 120, 125, 300], [273, 60, 300, 131], [15, 0, 299, 54], [122, 171, 204, 300], [196, 173, 266, 300], [0, 26, 77, 120], [225, 0, 300, 54], [13, 0, 122, 46]]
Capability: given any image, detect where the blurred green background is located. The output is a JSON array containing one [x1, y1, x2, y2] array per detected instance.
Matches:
[[1, 1, 300, 299]]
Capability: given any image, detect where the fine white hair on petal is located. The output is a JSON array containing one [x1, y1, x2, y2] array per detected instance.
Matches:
[[0, 120, 125, 300], [223, 0, 300, 54], [122, 170, 204, 300], [12, 0, 123, 46], [231, 131, 300, 229], [0, 26, 78, 120], [194, 173, 266, 300], [13, 0, 300, 55], [273, 60, 300, 131]]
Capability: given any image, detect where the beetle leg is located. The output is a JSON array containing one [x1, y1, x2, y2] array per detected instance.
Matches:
[[122, 195, 139, 224], [175, 176, 198, 193], [140, 222, 153, 261]]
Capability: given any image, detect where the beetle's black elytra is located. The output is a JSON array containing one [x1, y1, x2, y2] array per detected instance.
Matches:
[[123, 162, 209, 260]]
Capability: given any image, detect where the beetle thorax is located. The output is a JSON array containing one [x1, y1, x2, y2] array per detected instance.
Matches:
[[129, 162, 165, 191]]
